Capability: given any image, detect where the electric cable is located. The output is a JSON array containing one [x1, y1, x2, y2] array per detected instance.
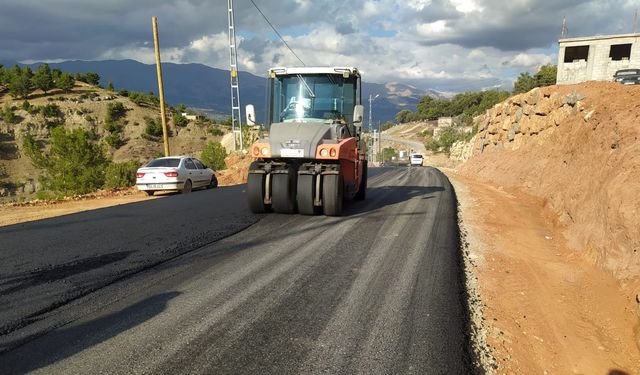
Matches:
[[248, 0, 306, 66]]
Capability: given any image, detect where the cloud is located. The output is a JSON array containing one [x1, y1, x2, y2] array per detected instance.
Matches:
[[0, 0, 635, 93]]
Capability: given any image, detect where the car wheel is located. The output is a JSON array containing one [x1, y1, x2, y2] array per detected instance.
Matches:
[[182, 180, 192, 194], [208, 175, 218, 189], [145, 190, 155, 196]]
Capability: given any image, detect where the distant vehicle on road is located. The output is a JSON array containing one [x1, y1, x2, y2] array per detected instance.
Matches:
[[136, 156, 217, 196], [613, 69, 640, 84], [410, 154, 424, 166]]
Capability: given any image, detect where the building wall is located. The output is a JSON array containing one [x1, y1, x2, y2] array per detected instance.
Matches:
[[557, 34, 640, 84]]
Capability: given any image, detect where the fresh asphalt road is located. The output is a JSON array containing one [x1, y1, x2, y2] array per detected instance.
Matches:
[[0, 167, 471, 374]]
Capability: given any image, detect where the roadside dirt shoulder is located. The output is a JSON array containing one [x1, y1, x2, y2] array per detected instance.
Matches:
[[0, 189, 156, 227], [447, 170, 640, 374]]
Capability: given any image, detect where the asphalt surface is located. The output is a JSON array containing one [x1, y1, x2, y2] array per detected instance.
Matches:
[[0, 167, 471, 374]]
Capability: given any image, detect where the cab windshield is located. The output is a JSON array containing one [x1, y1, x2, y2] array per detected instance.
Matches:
[[269, 73, 357, 125]]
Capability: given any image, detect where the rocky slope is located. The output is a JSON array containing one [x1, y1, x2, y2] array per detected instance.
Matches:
[[459, 82, 639, 288], [0, 82, 227, 202]]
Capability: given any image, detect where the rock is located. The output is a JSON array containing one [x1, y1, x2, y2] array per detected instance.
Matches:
[[563, 91, 586, 107], [525, 88, 540, 106], [502, 118, 511, 131], [507, 128, 516, 142], [513, 122, 521, 134], [515, 108, 524, 122], [584, 110, 595, 121]]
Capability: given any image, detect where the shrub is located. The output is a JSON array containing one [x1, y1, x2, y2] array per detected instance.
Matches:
[[173, 111, 188, 127], [1, 105, 19, 124], [144, 117, 164, 137], [425, 127, 473, 153], [106, 102, 127, 120], [22, 127, 109, 195], [105, 160, 139, 188], [41, 103, 63, 118], [104, 133, 125, 149], [200, 141, 227, 171], [208, 127, 224, 136]]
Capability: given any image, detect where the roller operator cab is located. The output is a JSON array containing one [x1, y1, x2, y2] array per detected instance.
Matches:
[[245, 67, 367, 216]]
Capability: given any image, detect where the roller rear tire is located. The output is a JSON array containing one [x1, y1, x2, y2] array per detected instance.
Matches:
[[272, 167, 297, 214], [322, 173, 343, 216], [297, 174, 318, 215], [354, 161, 367, 201], [248, 172, 270, 213]]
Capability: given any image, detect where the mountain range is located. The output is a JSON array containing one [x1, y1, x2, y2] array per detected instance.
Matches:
[[2, 59, 445, 126]]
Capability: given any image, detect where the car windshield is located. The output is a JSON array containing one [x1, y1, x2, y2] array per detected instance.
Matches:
[[412, 155, 423, 159], [270, 73, 357, 125], [146, 158, 180, 168]]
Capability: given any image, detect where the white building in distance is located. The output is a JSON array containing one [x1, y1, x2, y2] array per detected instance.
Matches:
[[557, 33, 640, 84]]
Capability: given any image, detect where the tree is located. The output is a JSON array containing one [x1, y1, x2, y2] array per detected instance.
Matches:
[[395, 109, 414, 123], [534, 64, 557, 87], [513, 72, 537, 94], [173, 111, 188, 127], [76, 72, 101, 85], [200, 141, 227, 170], [8, 66, 32, 99], [22, 127, 110, 196], [380, 121, 395, 131], [107, 81, 114, 91], [33, 64, 54, 93], [175, 103, 187, 113], [56, 72, 75, 92]]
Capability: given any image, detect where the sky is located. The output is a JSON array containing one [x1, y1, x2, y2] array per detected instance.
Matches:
[[1, 0, 639, 92]]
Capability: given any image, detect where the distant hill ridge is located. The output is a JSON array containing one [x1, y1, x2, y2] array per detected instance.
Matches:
[[1, 59, 445, 126]]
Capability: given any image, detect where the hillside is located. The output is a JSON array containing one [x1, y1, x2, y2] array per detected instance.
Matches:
[[462, 82, 639, 286], [453, 81, 640, 373], [1, 60, 445, 124], [0, 82, 229, 202]]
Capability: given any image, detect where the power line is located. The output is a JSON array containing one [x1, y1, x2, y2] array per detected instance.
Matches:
[[248, 0, 306, 66]]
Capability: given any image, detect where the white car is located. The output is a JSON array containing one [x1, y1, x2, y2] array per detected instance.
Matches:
[[136, 156, 217, 196], [410, 154, 423, 166]]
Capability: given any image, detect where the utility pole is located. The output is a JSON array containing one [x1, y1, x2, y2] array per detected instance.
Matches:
[[368, 94, 379, 133], [152, 16, 170, 157], [368, 94, 379, 162], [228, 0, 243, 150], [634, 9, 638, 34]]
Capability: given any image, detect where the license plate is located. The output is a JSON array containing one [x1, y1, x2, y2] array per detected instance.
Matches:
[[148, 184, 164, 188], [280, 148, 304, 157]]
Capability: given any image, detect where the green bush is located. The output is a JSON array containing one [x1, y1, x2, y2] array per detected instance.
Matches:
[[173, 111, 188, 127], [106, 102, 127, 120], [200, 141, 227, 171], [1, 105, 19, 124], [22, 127, 109, 195], [208, 127, 224, 136], [105, 160, 139, 188], [144, 117, 163, 137], [104, 133, 125, 149], [425, 127, 473, 154], [41, 103, 63, 118]]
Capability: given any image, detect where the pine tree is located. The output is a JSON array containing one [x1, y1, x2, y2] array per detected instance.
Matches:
[[33, 64, 54, 93]]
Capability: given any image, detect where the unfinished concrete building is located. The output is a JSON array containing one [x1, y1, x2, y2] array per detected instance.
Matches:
[[557, 33, 640, 84]]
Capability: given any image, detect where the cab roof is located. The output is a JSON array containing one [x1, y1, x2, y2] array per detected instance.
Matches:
[[269, 66, 360, 77]]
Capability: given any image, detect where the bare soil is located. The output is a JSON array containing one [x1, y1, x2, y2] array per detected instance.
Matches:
[[449, 171, 640, 374]]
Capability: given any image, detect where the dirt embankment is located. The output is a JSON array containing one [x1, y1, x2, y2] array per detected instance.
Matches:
[[462, 82, 639, 288], [453, 81, 640, 373]]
